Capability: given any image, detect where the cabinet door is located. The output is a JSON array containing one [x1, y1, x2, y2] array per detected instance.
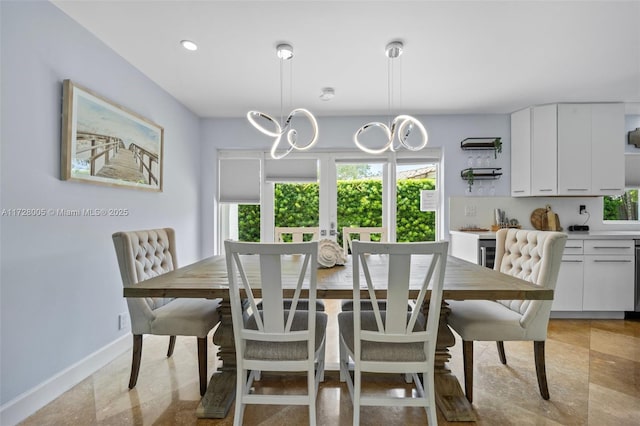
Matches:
[[583, 255, 635, 311], [531, 104, 557, 195], [591, 103, 625, 195], [510, 108, 531, 196], [552, 255, 584, 311], [450, 233, 479, 264], [557, 104, 591, 195]]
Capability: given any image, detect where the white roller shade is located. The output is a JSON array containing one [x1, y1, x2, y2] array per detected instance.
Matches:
[[265, 159, 318, 182], [218, 158, 260, 203]]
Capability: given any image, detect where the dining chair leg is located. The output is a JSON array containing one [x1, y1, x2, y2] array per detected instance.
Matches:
[[308, 367, 317, 426], [129, 334, 143, 389], [496, 341, 507, 364], [534, 341, 550, 400], [197, 337, 208, 396], [167, 336, 176, 357], [462, 340, 474, 403]]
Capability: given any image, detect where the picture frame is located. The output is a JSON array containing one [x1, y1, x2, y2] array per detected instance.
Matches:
[[61, 79, 164, 191]]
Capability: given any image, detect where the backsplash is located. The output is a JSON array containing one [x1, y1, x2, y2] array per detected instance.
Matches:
[[449, 196, 640, 232]]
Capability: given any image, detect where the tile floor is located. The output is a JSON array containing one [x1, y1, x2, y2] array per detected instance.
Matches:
[[19, 302, 640, 425]]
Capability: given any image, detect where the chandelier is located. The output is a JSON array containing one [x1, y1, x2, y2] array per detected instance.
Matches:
[[247, 43, 319, 159], [354, 41, 428, 154]]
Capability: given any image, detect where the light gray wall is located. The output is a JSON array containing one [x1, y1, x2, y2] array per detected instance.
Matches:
[[201, 114, 511, 255], [0, 1, 202, 405]]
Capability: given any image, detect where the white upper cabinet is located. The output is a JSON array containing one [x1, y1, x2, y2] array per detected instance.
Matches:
[[557, 104, 591, 195], [510, 108, 531, 196], [590, 103, 625, 195], [531, 104, 558, 195], [511, 102, 625, 197]]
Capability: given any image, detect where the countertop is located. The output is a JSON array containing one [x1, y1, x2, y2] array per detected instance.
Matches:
[[450, 229, 640, 240]]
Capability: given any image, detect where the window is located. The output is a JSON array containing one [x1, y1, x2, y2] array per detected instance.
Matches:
[[603, 189, 639, 221]]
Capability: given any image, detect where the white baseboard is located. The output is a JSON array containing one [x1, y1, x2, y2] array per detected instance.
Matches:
[[0, 334, 131, 426]]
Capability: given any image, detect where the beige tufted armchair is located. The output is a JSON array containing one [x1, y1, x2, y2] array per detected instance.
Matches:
[[447, 228, 567, 403], [112, 228, 220, 396]]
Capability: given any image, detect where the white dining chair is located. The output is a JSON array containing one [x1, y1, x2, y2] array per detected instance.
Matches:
[[338, 240, 449, 426], [447, 228, 567, 402], [342, 226, 387, 256], [341, 227, 391, 312], [224, 240, 327, 426], [112, 228, 220, 396], [275, 226, 320, 243], [266, 227, 324, 312]]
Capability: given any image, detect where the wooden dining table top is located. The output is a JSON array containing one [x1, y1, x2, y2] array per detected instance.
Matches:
[[123, 254, 553, 301]]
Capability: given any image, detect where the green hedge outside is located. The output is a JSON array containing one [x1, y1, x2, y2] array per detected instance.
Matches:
[[238, 179, 436, 243]]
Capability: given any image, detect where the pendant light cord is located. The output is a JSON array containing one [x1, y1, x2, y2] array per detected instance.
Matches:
[[279, 57, 284, 127]]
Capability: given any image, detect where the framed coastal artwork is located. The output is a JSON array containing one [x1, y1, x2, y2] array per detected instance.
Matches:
[[61, 79, 164, 191]]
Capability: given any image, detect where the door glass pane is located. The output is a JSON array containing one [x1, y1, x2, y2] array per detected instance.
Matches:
[[238, 204, 261, 241], [221, 203, 261, 242], [336, 163, 383, 248], [396, 163, 437, 242], [274, 182, 319, 241]]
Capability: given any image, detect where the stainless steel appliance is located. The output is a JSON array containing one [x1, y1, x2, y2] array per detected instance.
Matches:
[[478, 239, 497, 269]]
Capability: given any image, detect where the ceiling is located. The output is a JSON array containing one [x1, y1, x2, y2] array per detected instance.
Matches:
[[52, 0, 640, 118]]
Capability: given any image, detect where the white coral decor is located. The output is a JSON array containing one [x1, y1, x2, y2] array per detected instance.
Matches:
[[317, 239, 347, 268]]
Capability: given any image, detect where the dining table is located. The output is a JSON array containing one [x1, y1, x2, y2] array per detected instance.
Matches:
[[123, 253, 553, 422]]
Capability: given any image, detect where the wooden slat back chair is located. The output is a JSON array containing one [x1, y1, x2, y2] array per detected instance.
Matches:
[[275, 226, 320, 243], [342, 226, 387, 256], [112, 228, 220, 396], [447, 229, 567, 403], [338, 240, 449, 426], [224, 241, 328, 426]]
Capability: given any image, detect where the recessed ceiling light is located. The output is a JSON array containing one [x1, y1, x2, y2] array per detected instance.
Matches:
[[180, 40, 198, 51], [276, 44, 293, 60], [320, 87, 335, 101]]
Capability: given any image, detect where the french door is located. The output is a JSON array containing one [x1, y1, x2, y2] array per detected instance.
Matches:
[[217, 150, 441, 252]]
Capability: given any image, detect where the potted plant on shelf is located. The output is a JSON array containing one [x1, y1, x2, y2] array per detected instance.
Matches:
[[493, 137, 502, 159], [463, 169, 474, 192]]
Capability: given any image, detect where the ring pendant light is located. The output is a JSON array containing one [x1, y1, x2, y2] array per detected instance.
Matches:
[[247, 43, 318, 159], [354, 41, 428, 154]]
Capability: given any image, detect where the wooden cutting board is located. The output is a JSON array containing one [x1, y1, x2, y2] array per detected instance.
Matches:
[[530, 208, 547, 230], [530, 206, 562, 231]]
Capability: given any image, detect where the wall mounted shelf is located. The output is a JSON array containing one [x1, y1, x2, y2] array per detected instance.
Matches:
[[461, 167, 503, 180], [460, 137, 502, 150]]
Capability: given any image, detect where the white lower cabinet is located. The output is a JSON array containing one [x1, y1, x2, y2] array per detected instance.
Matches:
[[552, 255, 584, 311], [582, 240, 635, 311], [553, 239, 635, 312]]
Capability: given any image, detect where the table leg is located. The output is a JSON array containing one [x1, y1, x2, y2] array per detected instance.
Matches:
[[433, 300, 477, 421], [196, 297, 236, 418]]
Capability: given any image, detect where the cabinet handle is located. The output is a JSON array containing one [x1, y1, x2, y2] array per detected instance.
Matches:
[[562, 260, 583, 263], [512, 190, 526, 193], [593, 259, 632, 263], [566, 188, 588, 191], [538, 189, 554, 192], [592, 246, 630, 250], [566, 246, 582, 249], [599, 188, 622, 191]]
